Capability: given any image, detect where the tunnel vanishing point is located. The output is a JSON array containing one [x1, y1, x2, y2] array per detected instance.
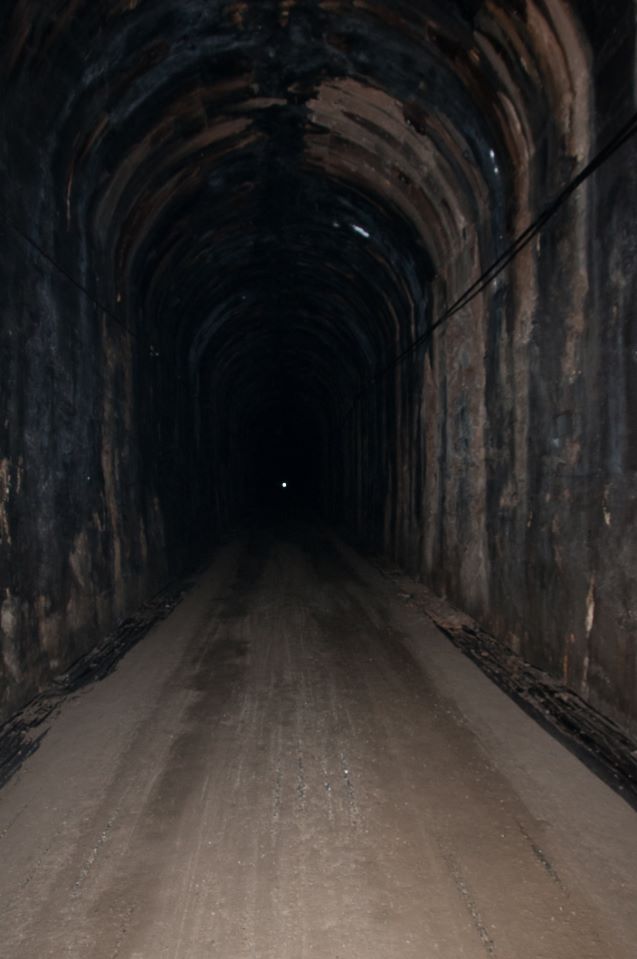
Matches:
[[0, 1, 636, 750]]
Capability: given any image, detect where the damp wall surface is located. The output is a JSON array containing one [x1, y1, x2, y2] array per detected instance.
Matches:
[[336, 3, 637, 738], [0, 180, 169, 723], [0, 151, 218, 723]]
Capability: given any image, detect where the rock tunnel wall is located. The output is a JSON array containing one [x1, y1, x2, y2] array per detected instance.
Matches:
[[0, 1, 636, 738], [336, 3, 637, 739], [0, 169, 170, 722]]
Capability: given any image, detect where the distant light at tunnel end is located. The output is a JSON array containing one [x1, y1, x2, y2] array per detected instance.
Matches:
[[282, 482, 288, 488]]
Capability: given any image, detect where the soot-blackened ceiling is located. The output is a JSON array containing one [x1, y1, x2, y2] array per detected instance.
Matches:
[[2, 0, 588, 432]]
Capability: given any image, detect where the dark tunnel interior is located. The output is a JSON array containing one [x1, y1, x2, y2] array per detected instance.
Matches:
[[1, 0, 637, 749]]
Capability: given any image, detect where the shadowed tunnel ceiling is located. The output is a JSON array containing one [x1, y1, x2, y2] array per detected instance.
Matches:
[[1, 2, 637, 741], [4, 0, 587, 489]]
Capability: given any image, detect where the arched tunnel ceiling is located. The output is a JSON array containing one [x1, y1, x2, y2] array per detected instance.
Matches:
[[5, 0, 637, 758], [2, 0, 588, 428]]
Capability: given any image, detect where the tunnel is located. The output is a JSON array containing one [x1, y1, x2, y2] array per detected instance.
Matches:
[[1, 2, 637, 956]]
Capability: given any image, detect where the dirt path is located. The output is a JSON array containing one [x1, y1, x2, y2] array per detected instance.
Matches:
[[1, 523, 636, 958]]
